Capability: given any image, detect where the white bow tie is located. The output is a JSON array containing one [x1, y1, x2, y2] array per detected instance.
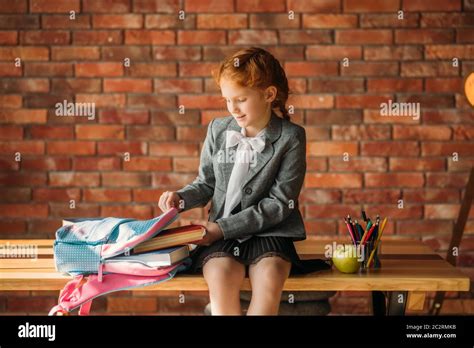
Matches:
[[225, 130, 266, 153], [222, 128, 266, 243]]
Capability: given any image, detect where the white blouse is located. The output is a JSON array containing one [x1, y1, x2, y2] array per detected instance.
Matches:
[[222, 126, 267, 243]]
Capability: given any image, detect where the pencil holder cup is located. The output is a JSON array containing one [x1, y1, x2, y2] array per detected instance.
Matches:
[[357, 241, 371, 271], [371, 241, 382, 269], [358, 240, 382, 270]]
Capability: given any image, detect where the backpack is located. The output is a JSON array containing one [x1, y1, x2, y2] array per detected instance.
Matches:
[[48, 208, 192, 316]]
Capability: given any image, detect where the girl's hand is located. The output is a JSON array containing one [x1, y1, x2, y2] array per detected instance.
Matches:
[[158, 191, 183, 213], [190, 219, 224, 246]]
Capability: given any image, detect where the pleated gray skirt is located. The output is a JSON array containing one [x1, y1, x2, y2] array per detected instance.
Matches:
[[188, 235, 332, 275]]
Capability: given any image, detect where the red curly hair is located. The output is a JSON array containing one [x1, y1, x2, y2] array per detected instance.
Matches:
[[212, 47, 291, 121]]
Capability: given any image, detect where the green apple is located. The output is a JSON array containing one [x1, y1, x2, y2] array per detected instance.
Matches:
[[332, 244, 360, 273]]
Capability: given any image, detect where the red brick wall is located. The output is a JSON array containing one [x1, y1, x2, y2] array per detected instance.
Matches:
[[0, 0, 473, 315]]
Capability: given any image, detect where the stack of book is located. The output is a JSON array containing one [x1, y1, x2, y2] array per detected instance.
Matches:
[[63, 219, 206, 268], [117, 224, 207, 267]]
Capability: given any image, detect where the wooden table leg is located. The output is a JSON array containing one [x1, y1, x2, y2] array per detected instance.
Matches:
[[371, 291, 386, 316]]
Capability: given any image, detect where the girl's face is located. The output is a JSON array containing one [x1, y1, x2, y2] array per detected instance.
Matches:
[[220, 76, 276, 130]]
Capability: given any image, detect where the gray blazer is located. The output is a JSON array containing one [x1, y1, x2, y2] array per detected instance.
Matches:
[[176, 111, 307, 241]]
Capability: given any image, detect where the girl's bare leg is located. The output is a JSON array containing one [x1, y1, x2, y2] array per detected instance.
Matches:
[[203, 256, 246, 315]]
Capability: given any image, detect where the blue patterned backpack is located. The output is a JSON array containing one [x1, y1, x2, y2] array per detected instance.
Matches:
[[49, 208, 192, 315]]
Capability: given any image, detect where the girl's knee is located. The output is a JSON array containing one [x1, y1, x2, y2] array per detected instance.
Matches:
[[203, 256, 245, 286], [249, 257, 291, 293], [253, 256, 291, 279]]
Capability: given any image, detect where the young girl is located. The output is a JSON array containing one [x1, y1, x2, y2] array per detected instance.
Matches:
[[158, 47, 330, 315]]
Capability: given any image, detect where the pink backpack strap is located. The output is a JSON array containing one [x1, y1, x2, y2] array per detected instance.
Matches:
[[98, 263, 104, 282], [48, 275, 84, 316], [78, 301, 92, 316], [48, 304, 67, 316], [49, 263, 183, 315]]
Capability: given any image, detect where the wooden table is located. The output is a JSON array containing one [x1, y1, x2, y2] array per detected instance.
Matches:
[[0, 238, 470, 315]]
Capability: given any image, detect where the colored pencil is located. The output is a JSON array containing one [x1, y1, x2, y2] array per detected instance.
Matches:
[[361, 222, 377, 245], [367, 217, 388, 267], [359, 220, 372, 245], [344, 217, 357, 245]]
